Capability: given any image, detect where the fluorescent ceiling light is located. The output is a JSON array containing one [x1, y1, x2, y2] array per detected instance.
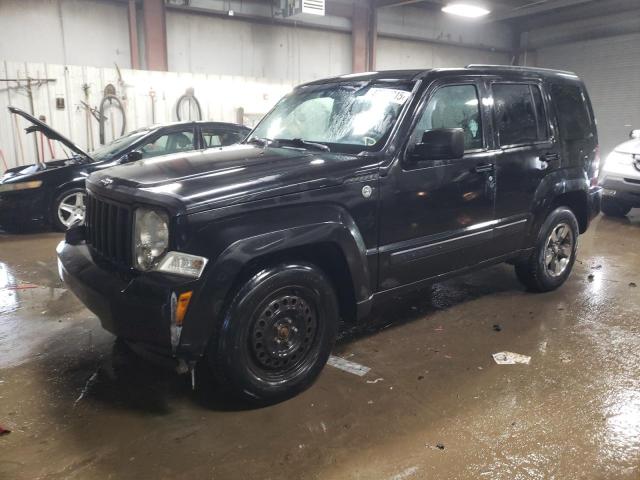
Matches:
[[442, 3, 491, 18]]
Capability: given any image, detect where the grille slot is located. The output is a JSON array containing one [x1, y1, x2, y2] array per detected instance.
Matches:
[[85, 193, 132, 267]]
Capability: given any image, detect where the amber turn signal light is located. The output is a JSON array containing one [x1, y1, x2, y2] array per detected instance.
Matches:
[[176, 291, 193, 326]]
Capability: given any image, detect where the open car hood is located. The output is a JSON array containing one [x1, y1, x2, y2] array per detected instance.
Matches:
[[9, 106, 93, 160]]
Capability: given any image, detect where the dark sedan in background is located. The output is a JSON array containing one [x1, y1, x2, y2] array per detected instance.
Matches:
[[0, 107, 250, 231]]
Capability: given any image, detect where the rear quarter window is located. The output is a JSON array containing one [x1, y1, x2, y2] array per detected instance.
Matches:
[[550, 83, 592, 141]]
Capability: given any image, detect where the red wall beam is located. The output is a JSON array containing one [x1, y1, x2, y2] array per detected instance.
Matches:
[[143, 0, 168, 71], [128, 0, 140, 69]]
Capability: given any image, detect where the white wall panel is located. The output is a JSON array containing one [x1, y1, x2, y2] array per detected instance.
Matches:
[[166, 12, 352, 84], [535, 33, 640, 158], [376, 37, 510, 70], [0, 61, 292, 173]]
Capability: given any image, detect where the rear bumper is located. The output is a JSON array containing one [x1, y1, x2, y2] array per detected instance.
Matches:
[[599, 175, 640, 207], [57, 238, 204, 362], [587, 185, 602, 222]]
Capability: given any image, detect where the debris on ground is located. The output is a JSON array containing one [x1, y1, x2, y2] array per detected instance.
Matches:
[[591, 264, 602, 270], [436, 443, 445, 450], [588, 274, 595, 282], [630, 282, 637, 288], [327, 356, 371, 377], [492, 351, 531, 365], [366, 377, 384, 384], [492, 324, 502, 332], [0, 425, 11, 436], [434, 325, 444, 333], [417, 375, 424, 380]]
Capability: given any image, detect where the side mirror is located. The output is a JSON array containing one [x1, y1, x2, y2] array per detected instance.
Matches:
[[630, 129, 640, 140], [124, 150, 143, 162], [409, 128, 465, 162]]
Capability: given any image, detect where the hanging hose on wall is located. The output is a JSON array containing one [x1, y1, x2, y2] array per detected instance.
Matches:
[[176, 87, 202, 121], [99, 84, 126, 145]]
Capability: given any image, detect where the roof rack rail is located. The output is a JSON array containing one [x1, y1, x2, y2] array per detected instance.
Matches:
[[465, 64, 576, 76]]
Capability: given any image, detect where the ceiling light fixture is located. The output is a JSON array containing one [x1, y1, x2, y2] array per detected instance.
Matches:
[[442, 3, 491, 18]]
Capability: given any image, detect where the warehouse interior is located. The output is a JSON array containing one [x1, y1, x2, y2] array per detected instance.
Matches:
[[1, 1, 639, 478]]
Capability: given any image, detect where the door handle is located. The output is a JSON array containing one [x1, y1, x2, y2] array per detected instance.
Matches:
[[540, 153, 560, 163], [474, 163, 494, 173]]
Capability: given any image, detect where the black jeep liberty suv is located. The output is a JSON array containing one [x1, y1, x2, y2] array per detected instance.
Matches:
[[58, 65, 601, 403]]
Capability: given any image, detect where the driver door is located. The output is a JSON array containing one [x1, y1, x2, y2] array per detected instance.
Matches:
[[377, 79, 497, 290]]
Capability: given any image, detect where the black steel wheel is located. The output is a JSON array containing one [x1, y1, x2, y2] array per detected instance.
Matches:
[[206, 262, 338, 404]]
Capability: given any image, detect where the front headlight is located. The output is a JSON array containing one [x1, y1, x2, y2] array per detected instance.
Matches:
[[134, 208, 169, 271], [0, 180, 42, 193]]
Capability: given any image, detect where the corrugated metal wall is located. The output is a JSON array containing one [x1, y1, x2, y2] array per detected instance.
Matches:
[[0, 62, 292, 173], [536, 33, 640, 158]]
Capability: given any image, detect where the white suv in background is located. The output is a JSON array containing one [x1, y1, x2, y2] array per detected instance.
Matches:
[[600, 130, 640, 217]]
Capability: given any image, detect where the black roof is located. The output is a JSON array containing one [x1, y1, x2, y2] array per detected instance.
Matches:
[[298, 65, 580, 88]]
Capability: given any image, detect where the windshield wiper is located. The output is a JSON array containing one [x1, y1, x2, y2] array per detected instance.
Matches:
[[273, 138, 330, 152]]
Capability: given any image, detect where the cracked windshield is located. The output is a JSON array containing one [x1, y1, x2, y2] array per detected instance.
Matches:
[[250, 80, 415, 153]]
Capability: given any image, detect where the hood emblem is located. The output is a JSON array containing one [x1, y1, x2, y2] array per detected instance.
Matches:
[[100, 177, 114, 187]]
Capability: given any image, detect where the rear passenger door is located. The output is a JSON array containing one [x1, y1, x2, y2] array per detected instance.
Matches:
[[490, 81, 559, 254]]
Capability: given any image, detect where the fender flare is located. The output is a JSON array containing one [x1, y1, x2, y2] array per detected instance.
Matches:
[[526, 168, 589, 245], [177, 209, 372, 358]]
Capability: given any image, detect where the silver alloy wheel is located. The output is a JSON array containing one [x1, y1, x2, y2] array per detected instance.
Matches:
[[57, 192, 87, 229], [544, 222, 574, 277]]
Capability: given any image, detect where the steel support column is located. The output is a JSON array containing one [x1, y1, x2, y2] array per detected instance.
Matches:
[[143, 0, 168, 71]]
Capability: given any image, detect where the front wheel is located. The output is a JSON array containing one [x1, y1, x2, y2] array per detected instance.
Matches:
[[515, 207, 579, 292], [53, 188, 87, 231], [206, 262, 339, 404]]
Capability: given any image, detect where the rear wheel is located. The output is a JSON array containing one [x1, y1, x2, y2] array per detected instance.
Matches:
[[53, 188, 87, 231], [601, 196, 631, 217], [515, 207, 579, 292], [206, 262, 338, 404]]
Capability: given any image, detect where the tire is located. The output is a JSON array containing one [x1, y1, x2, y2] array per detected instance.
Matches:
[[601, 196, 631, 217], [52, 188, 87, 231], [206, 262, 339, 404], [515, 207, 579, 293]]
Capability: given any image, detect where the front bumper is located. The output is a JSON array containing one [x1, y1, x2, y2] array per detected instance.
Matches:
[[599, 173, 640, 207], [57, 237, 203, 362], [0, 189, 48, 228]]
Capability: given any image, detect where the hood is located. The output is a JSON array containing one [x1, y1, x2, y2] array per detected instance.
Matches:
[[9, 106, 92, 160], [615, 138, 640, 155], [0, 157, 85, 183], [88, 144, 376, 213]]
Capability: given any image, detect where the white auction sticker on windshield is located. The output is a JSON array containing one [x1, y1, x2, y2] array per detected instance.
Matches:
[[366, 88, 411, 105]]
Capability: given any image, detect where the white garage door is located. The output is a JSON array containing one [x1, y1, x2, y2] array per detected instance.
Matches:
[[536, 33, 640, 158]]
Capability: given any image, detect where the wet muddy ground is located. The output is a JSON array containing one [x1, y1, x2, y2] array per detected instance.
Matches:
[[1, 212, 639, 479]]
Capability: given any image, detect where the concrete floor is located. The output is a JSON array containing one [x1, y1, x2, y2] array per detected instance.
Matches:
[[1, 212, 639, 480]]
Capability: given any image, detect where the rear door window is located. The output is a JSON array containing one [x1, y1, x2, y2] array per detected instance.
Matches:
[[492, 83, 542, 147], [550, 84, 592, 141], [202, 128, 246, 148]]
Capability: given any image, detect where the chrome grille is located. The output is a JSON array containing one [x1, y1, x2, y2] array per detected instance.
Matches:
[[85, 192, 133, 267]]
